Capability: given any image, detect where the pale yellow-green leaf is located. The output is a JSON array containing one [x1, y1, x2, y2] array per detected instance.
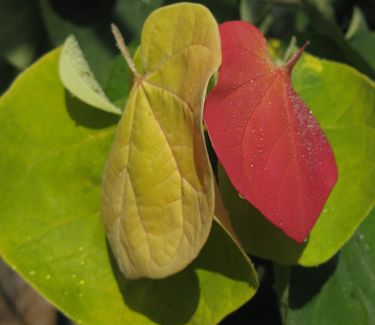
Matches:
[[102, 3, 221, 279], [59, 35, 122, 115]]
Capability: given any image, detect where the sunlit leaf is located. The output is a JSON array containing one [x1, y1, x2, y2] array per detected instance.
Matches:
[[60, 36, 121, 115], [60, 36, 122, 115], [205, 21, 337, 242], [0, 46, 257, 325], [218, 53, 375, 266], [102, 3, 222, 279]]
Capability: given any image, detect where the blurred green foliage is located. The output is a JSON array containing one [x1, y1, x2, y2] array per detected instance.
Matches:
[[1, 0, 374, 95]]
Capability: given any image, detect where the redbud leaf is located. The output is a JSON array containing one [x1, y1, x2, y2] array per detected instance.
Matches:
[[204, 21, 338, 243], [218, 53, 375, 267]]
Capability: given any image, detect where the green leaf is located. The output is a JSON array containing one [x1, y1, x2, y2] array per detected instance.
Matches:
[[39, 0, 116, 85], [103, 41, 139, 110], [103, 55, 130, 110], [218, 166, 306, 264], [0, 31, 257, 325], [345, 6, 368, 40], [102, 3, 222, 279], [350, 31, 375, 71], [60, 35, 122, 115], [218, 53, 375, 266], [287, 209, 375, 325]]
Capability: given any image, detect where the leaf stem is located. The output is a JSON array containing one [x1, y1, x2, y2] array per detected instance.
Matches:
[[111, 24, 141, 79], [284, 41, 310, 75]]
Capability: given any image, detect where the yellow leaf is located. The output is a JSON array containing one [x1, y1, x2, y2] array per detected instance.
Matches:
[[101, 3, 221, 279]]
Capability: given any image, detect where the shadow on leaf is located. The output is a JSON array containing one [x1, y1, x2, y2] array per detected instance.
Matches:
[[233, 203, 308, 262], [289, 253, 340, 309], [65, 90, 119, 129], [107, 222, 256, 325], [218, 165, 307, 264]]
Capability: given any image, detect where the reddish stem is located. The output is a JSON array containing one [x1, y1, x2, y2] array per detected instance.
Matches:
[[284, 41, 310, 75]]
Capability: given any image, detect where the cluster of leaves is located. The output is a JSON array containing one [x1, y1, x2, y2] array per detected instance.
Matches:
[[1, 0, 375, 92], [0, 1, 374, 324]]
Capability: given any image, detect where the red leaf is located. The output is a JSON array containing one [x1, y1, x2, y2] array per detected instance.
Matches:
[[204, 21, 338, 243]]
